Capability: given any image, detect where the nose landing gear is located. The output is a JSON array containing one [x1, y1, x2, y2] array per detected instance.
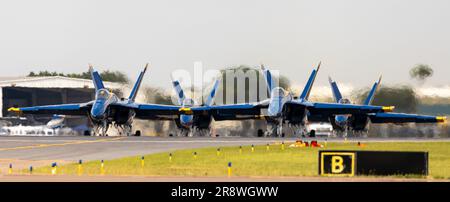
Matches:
[[115, 124, 132, 136], [93, 121, 110, 136]]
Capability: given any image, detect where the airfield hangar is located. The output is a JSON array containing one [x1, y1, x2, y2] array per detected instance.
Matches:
[[0, 76, 123, 131]]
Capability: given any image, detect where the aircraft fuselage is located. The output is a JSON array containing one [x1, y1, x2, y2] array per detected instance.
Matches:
[[90, 89, 119, 121]]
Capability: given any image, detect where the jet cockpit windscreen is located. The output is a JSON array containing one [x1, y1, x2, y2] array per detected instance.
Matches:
[[182, 98, 195, 107], [271, 87, 286, 98], [95, 89, 110, 100], [338, 98, 351, 104]]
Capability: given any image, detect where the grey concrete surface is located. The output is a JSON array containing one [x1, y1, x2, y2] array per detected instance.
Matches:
[[0, 136, 448, 162]]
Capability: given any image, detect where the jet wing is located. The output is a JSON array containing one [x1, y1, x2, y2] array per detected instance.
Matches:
[[369, 113, 447, 124], [283, 101, 394, 124], [133, 103, 182, 120], [128, 102, 264, 121], [192, 101, 392, 122], [191, 102, 267, 120], [11, 103, 91, 116], [283, 101, 393, 115], [307, 102, 394, 114]]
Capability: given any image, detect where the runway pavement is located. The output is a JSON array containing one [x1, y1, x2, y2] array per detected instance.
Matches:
[[0, 135, 448, 171], [0, 136, 300, 162]]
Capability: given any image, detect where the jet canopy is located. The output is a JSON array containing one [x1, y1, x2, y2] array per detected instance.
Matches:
[[182, 98, 195, 107], [95, 89, 110, 100], [271, 87, 286, 98], [338, 98, 351, 104]]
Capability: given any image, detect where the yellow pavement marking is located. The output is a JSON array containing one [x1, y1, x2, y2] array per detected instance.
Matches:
[[0, 137, 124, 152]]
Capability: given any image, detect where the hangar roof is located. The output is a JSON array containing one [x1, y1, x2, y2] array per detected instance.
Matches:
[[0, 76, 123, 89]]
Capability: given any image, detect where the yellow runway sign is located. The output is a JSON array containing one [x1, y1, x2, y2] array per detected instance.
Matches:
[[320, 152, 355, 177]]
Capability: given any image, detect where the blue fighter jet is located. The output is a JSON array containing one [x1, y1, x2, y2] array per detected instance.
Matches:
[[170, 78, 220, 136], [189, 63, 397, 137], [11, 64, 183, 136], [324, 76, 446, 137], [258, 63, 394, 136]]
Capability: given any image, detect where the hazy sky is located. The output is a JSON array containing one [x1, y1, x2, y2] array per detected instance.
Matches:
[[0, 0, 449, 90]]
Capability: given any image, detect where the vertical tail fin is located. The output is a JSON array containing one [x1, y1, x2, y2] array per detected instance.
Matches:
[[328, 76, 343, 103], [128, 63, 148, 102], [298, 62, 321, 101], [260, 64, 276, 95], [204, 79, 220, 106], [363, 75, 382, 105], [89, 64, 105, 91], [171, 79, 186, 106]]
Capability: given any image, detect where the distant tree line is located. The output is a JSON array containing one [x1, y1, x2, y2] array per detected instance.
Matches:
[[218, 65, 291, 104], [357, 85, 418, 113], [27, 70, 129, 83], [356, 63, 435, 113]]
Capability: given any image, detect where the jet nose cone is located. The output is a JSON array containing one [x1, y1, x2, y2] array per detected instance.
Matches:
[[91, 107, 106, 120], [268, 106, 282, 117], [180, 115, 194, 126], [268, 111, 282, 117], [91, 113, 105, 120], [335, 115, 348, 126]]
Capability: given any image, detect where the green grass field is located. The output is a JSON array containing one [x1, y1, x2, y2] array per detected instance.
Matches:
[[30, 141, 450, 179]]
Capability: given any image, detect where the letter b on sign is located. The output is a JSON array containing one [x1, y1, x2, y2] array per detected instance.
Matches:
[[331, 156, 344, 173], [320, 152, 355, 176]]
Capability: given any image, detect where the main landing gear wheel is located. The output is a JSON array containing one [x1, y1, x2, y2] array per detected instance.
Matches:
[[309, 130, 316, 138], [135, 130, 141, 136]]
